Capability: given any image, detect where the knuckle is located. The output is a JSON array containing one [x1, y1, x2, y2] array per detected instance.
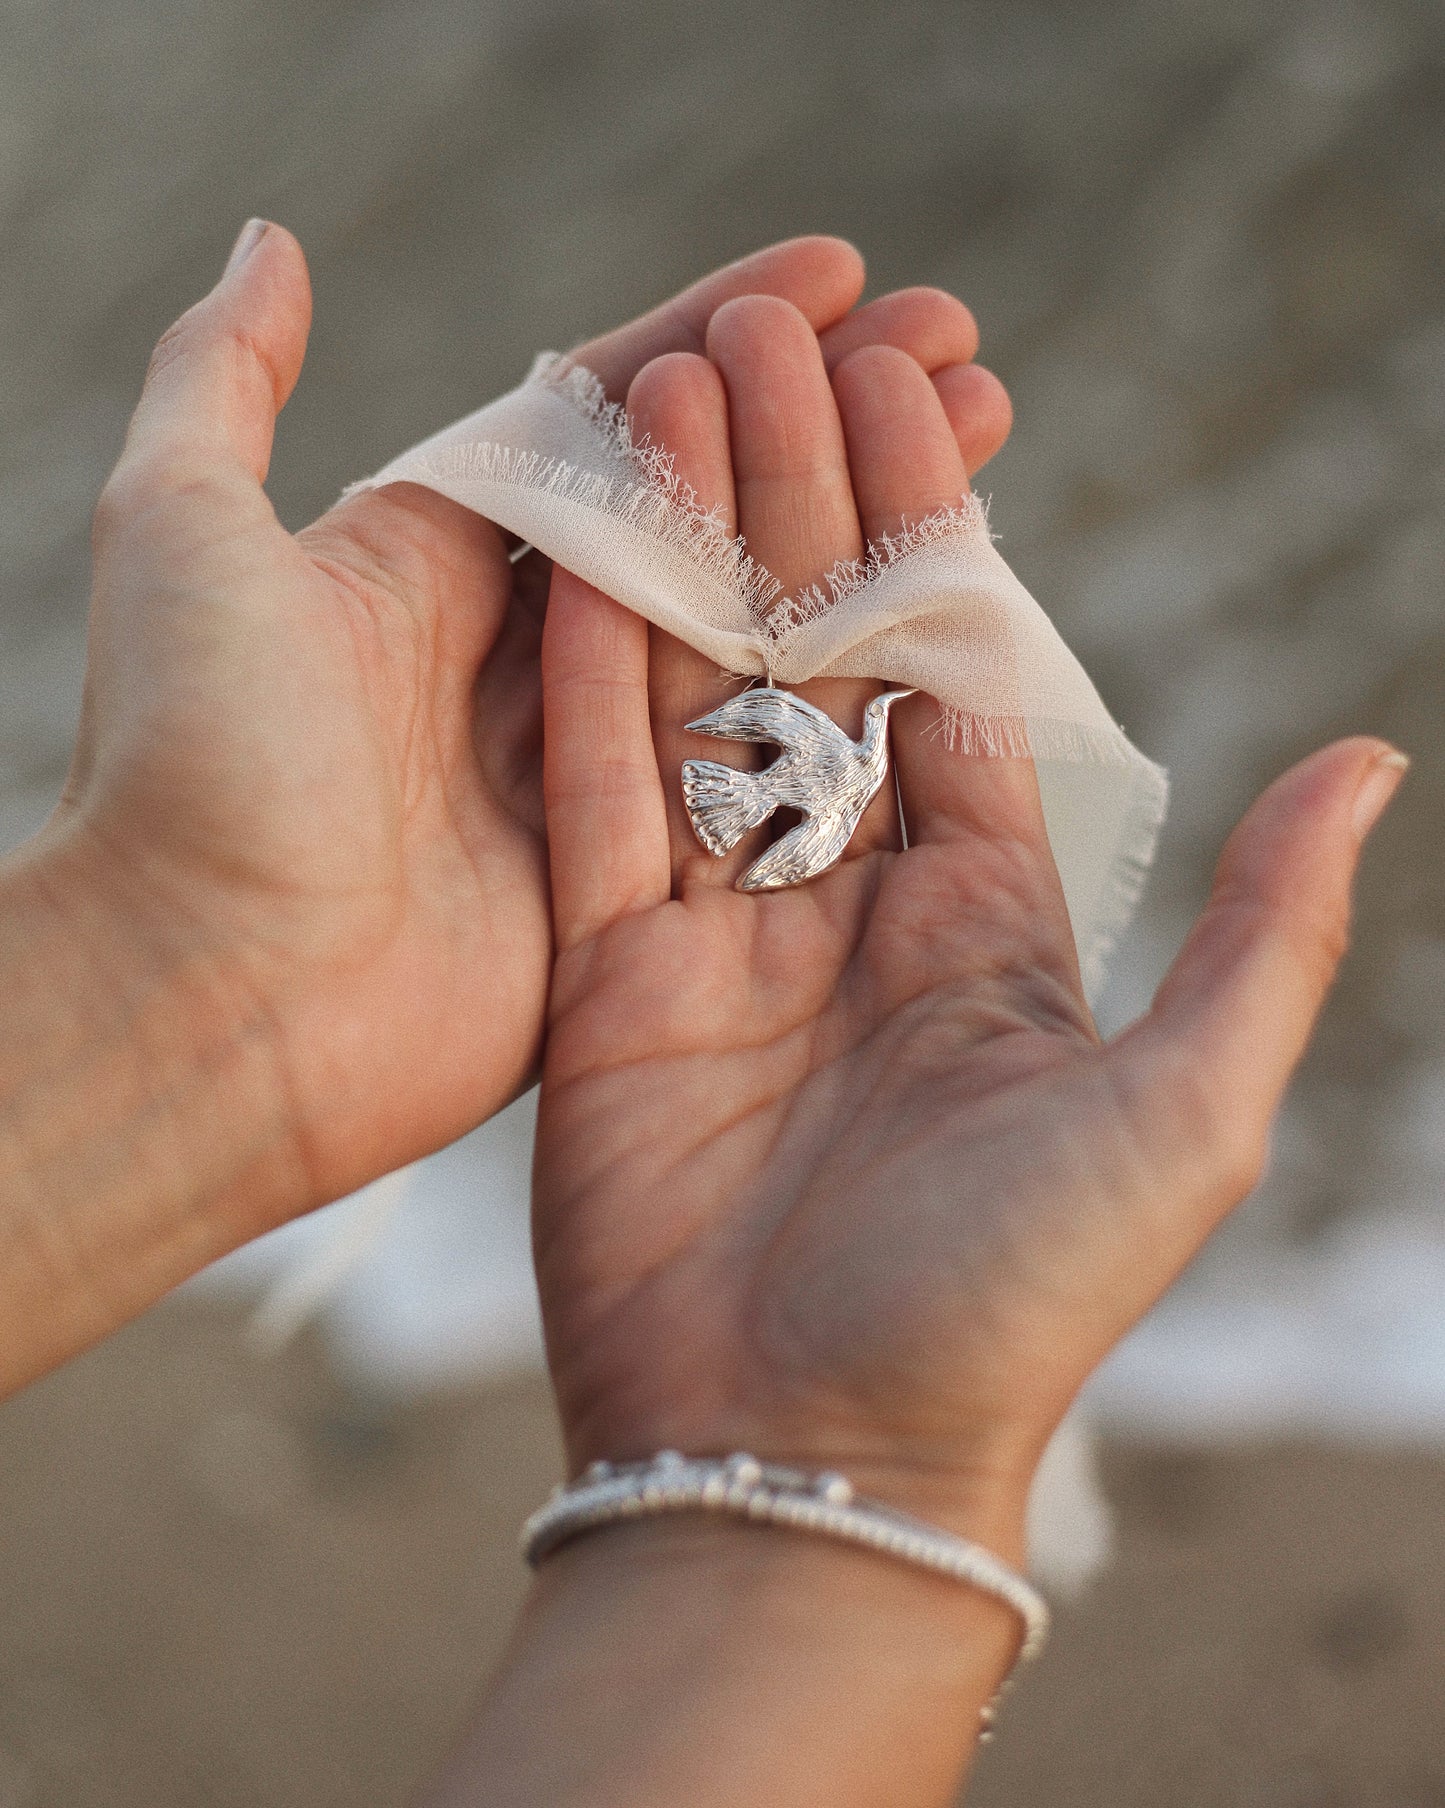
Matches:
[[143, 316, 191, 386], [92, 459, 168, 542], [229, 322, 287, 412], [93, 454, 234, 544], [145, 305, 203, 385], [1314, 912, 1352, 979], [1283, 897, 1352, 995], [1216, 877, 1352, 996], [146, 300, 282, 410]]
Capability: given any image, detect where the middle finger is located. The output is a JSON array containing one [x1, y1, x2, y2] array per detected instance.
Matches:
[[704, 296, 902, 858]]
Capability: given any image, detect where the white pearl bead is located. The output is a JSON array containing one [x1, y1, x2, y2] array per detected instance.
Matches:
[[816, 1472, 854, 1506]]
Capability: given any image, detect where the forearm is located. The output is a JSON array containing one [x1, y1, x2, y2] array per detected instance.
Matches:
[[422, 1515, 1025, 1808], [0, 828, 303, 1394]]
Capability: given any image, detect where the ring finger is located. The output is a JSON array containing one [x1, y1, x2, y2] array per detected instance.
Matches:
[[830, 344, 1052, 856]]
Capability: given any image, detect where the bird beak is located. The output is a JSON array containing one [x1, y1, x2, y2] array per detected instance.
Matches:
[[684, 713, 723, 735]]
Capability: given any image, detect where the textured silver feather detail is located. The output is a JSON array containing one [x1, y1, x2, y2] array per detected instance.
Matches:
[[680, 758, 773, 855], [682, 686, 913, 890]]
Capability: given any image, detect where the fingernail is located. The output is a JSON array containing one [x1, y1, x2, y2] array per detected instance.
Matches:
[[1351, 747, 1410, 841], [224, 218, 269, 278]]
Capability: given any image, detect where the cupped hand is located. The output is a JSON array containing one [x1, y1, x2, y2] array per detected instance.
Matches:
[[42, 222, 1010, 1231], [532, 298, 1406, 1558]]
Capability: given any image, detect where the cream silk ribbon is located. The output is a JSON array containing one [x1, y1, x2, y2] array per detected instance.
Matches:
[[348, 355, 1167, 998]]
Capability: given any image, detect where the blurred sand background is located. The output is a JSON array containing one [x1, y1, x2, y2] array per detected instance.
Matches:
[[2, 0, 1444, 1801]]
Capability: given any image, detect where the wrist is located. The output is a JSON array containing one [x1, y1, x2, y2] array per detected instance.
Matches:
[[0, 824, 306, 1392], [432, 1511, 1023, 1808], [546, 1508, 1026, 1698], [559, 1411, 1036, 1568]]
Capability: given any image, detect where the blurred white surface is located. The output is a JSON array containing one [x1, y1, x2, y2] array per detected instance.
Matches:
[[193, 1079, 1445, 1447], [191, 1092, 545, 1391]]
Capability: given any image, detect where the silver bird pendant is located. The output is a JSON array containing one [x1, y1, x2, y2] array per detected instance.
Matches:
[[682, 686, 914, 891]]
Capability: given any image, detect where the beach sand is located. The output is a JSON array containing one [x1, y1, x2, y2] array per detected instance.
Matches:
[[2, 1301, 1442, 1807]]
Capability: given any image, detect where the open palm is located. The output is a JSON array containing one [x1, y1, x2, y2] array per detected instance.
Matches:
[[533, 297, 1398, 1553]]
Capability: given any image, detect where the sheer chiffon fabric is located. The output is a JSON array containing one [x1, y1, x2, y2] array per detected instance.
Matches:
[[348, 355, 1167, 996]]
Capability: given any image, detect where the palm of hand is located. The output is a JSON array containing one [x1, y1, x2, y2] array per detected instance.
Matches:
[[533, 296, 1378, 1547], [539, 828, 1116, 1533], [75, 445, 549, 1204]]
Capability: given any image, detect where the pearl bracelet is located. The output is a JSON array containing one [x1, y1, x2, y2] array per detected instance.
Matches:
[[520, 1450, 1049, 1738]]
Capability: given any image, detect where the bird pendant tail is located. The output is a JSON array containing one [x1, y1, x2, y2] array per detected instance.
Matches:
[[681, 758, 774, 855]]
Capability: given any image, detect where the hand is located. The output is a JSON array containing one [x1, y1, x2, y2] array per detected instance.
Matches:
[[531, 297, 1407, 1561], [0, 224, 1015, 1391], [30, 224, 1010, 1220]]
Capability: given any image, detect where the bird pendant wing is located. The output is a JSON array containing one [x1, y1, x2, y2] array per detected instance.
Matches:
[[737, 811, 855, 892]]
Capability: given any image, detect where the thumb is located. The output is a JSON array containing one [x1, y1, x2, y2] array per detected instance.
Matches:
[[109, 220, 312, 496], [1111, 736, 1408, 1205]]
